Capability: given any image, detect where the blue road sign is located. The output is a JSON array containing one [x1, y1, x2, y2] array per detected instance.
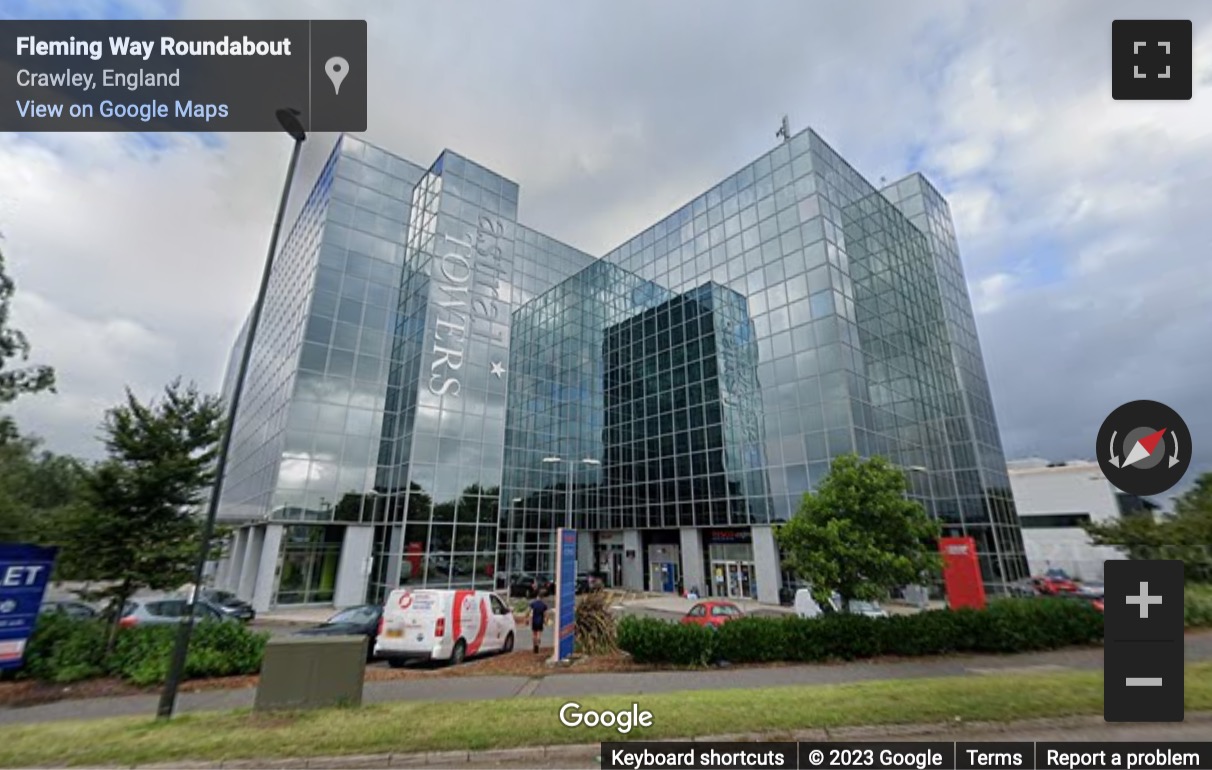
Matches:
[[0, 543, 58, 670], [554, 528, 576, 662]]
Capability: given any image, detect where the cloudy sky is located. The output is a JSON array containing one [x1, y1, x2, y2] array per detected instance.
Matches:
[[3, 0, 1211, 503]]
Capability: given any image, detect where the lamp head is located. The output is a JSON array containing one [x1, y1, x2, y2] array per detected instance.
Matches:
[[275, 107, 306, 142]]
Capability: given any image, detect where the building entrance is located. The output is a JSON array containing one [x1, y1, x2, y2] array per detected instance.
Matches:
[[646, 541, 682, 593], [706, 529, 756, 600], [710, 560, 754, 599]]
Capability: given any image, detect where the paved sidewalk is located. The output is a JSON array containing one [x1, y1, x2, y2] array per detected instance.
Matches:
[[2, 633, 1208, 727]]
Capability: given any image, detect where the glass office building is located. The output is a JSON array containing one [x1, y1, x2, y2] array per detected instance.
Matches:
[[215, 126, 1027, 612], [500, 265, 774, 599]]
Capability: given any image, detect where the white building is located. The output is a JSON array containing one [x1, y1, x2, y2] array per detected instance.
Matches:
[[1007, 459, 1158, 581]]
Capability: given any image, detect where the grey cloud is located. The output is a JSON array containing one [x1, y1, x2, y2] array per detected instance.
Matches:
[[5, 0, 1210, 505]]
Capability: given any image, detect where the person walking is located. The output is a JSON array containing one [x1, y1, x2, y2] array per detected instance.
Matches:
[[526, 589, 550, 654]]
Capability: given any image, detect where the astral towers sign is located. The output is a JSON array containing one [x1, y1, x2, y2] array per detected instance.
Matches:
[[428, 214, 508, 397]]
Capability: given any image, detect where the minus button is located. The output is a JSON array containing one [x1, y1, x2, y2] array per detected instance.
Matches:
[[1125, 677, 1163, 686]]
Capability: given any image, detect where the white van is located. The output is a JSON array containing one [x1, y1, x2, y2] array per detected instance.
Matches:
[[793, 588, 888, 619], [375, 588, 516, 667]]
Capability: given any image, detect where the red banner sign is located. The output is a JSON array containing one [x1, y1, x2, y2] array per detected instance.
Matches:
[[939, 536, 986, 610]]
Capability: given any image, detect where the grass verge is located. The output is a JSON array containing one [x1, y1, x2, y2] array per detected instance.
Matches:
[[1, 662, 1210, 767]]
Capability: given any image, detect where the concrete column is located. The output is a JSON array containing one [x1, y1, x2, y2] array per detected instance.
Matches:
[[750, 525, 780, 605], [384, 524, 403, 588], [221, 529, 248, 592], [577, 531, 594, 573], [679, 527, 706, 597], [334, 525, 374, 607], [622, 529, 644, 591], [237, 526, 264, 601], [251, 524, 284, 613]]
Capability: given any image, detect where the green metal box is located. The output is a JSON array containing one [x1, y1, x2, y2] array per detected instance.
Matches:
[[254, 635, 366, 712]]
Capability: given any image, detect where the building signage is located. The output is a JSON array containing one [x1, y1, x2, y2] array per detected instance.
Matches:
[[0, 543, 58, 671], [428, 213, 509, 397], [939, 536, 986, 610], [708, 529, 751, 544], [553, 528, 577, 662]]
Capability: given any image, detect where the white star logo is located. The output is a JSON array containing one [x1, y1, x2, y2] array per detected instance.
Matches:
[[490, 361, 506, 379]]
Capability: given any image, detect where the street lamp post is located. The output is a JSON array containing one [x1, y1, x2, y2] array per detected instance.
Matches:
[[157, 108, 307, 720], [542, 456, 600, 530]]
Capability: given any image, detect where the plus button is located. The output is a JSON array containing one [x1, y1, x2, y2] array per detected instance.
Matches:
[[1126, 581, 1163, 619]]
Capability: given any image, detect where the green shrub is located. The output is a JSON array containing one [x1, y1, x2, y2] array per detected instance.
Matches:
[[19, 613, 107, 683], [19, 615, 268, 687], [1186, 585, 1212, 628], [109, 622, 268, 686], [617, 616, 717, 666], [617, 598, 1104, 666], [574, 591, 618, 655]]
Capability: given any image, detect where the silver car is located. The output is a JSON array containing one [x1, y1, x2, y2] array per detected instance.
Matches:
[[119, 596, 233, 628]]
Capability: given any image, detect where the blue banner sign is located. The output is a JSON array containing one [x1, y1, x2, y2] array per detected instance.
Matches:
[[554, 528, 577, 662], [0, 543, 58, 670]]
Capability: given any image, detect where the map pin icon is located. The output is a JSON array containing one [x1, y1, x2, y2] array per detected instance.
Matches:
[[325, 56, 349, 95]]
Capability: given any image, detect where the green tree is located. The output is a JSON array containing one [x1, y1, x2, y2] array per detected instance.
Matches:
[[0, 434, 90, 543], [59, 380, 224, 648], [776, 454, 943, 608], [0, 246, 55, 443], [1085, 472, 1212, 582]]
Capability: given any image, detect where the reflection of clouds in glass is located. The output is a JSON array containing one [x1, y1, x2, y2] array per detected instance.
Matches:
[[278, 451, 324, 488]]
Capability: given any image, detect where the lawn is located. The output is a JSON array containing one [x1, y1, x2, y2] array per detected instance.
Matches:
[[1, 662, 1210, 767]]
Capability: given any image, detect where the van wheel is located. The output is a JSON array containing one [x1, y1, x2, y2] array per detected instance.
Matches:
[[502, 632, 514, 653], [450, 639, 467, 666]]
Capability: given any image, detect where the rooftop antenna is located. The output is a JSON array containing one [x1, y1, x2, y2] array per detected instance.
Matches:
[[775, 115, 790, 144]]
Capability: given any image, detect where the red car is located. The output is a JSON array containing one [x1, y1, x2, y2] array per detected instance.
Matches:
[[680, 600, 745, 627], [1032, 575, 1079, 595]]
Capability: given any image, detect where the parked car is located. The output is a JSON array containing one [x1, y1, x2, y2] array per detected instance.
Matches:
[[575, 572, 606, 594], [1032, 574, 1079, 595], [508, 573, 537, 598], [1077, 581, 1105, 597], [845, 600, 889, 618], [792, 589, 887, 618], [681, 600, 745, 627], [118, 596, 232, 628], [294, 604, 383, 661], [1008, 579, 1040, 597], [508, 572, 555, 598], [375, 589, 515, 667], [195, 589, 255, 623], [39, 599, 98, 620]]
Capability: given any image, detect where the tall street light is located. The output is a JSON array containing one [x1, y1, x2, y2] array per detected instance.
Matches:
[[157, 108, 307, 720], [542, 456, 600, 530]]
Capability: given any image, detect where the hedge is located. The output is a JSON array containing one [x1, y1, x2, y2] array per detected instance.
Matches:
[[17, 614, 269, 686], [1186, 585, 1212, 629], [617, 598, 1105, 666]]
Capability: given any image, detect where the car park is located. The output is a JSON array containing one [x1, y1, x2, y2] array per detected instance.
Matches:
[[375, 588, 516, 667]]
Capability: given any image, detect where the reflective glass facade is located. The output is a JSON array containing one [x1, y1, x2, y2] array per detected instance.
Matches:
[[500, 263, 771, 577], [219, 126, 1027, 610], [603, 129, 1028, 586]]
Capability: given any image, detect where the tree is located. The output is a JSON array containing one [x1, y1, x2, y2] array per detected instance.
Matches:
[[0, 434, 90, 543], [0, 246, 55, 443], [1085, 472, 1212, 582], [776, 454, 943, 608], [59, 380, 224, 648]]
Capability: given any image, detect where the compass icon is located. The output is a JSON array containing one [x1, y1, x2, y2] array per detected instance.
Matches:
[[1097, 400, 1191, 496]]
